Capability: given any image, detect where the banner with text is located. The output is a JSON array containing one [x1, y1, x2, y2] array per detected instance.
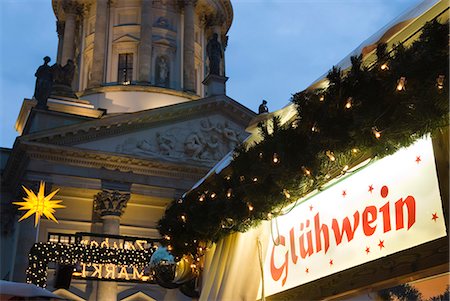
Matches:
[[261, 136, 447, 297]]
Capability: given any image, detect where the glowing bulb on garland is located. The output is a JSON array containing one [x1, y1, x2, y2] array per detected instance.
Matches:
[[283, 189, 291, 199], [247, 203, 254, 212], [252, 177, 258, 182], [210, 192, 216, 199], [436, 75, 445, 90], [396, 77, 406, 91], [311, 123, 319, 133], [372, 127, 382, 139], [345, 97, 352, 109], [301, 166, 311, 176], [326, 150, 336, 161], [342, 165, 349, 172], [272, 153, 280, 164], [226, 189, 232, 198], [164, 235, 171, 241], [259, 152, 263, 159], [319, 95, 325, 102], [352, 148, 359, 154], [199, 194, 205, 202], [180, 214, 187, 222], [380, 63, 389, 70]]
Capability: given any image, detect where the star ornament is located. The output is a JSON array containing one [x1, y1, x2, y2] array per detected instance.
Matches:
[[13, 182, 65, 227]]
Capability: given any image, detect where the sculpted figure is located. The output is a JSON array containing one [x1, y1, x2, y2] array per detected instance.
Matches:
[[156, 132, 175, 156], [258, 100, 269, 114], [34, 56, 53, 109], [206, 33, 222, 75], [184, 132, 204, 159], [222, 121, 239, 149]]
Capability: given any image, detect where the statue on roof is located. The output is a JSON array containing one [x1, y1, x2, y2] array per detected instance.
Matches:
[[33, 56, 53, 109], [206, 33, 223, 76], [258, 100, 269, 114]]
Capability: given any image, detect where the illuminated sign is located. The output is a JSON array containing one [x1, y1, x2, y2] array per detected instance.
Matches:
[[261, 137, 447, 297]]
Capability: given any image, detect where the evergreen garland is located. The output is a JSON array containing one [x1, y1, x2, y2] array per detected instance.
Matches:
[[158, 20, 449, 260]]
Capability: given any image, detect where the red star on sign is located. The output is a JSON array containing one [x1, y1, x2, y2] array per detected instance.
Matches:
[[378, 240, 385, 250], [432, 213, 439, 222], [368, 185, 374, 193], [365, 247, 370, 254], [342, 190, 347, 197], [329, 259, 333, 266], [415, 156, 421, 164], [305, 268, 309, 273], [309, 205, 313, 211]]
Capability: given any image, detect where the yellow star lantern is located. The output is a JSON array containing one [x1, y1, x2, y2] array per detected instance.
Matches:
[[13, 181, 65, 227]]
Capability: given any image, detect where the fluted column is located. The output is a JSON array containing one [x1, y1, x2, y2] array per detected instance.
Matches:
[[89, 0, 108, 88], [61, 2, 80, 65], [93, 190, 130, 301], [183, 0, 196, 92], [56, 21, 65, 64], [138, 0, 153, 83]]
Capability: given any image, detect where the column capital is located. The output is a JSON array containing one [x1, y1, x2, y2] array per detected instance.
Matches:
[[94, 190, 130, 217], [205, 12, 225, 27], [62, 0, 84, 15]]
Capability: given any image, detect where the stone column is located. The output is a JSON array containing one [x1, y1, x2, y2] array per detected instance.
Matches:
[[93, 190, 130, 301], [138, 0, 153, 83], [61, 2, 80, 66], [183, 0, 196, 92], [89, 0, 108, 88], [56, 21, 65, 65]]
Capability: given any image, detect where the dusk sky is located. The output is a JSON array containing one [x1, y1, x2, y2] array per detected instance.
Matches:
[[0, 0, 423, 149]]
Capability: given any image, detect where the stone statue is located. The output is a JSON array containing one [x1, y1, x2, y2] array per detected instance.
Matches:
[[184, 132, 204, 159], [33, 56, 53, 109], [258, 100, 269, 114], [206, 33, 222, 76], [50, 59, 77, 98], [156, 56, 169, 87]]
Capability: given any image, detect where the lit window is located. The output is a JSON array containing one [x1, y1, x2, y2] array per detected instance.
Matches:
[[118, 53, 133, 84]]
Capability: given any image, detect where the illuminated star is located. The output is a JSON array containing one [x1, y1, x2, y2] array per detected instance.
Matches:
[[415, 156, 421, 164], [13, 181, 65, 227], [365, 247, 370, 254], [329, 259, 333, 266], [378, 240, 385, 250], [432, 213, 438, 222], [368, 185, 374, 193], [342, 190, 347, 197]]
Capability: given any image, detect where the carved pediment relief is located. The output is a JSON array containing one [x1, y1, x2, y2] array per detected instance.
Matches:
[[76, 115, 247, 167]]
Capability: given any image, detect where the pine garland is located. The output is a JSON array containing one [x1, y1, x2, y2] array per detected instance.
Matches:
[[158, 20, 449, 260]]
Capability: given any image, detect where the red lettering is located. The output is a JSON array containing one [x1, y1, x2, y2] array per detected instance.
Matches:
[[379, 201, 391, 232], [362, 206, 377, 235], [332, 212, 360, 245], [314, 213, 330, 253], [270, 235, 288, 286], [395, 196, 416, 230], [299, 221, 313, 258], [289, 228, 298, 264]]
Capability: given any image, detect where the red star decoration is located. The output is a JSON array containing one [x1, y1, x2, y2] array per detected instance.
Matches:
[[305, 268, 309, 273], [342, 190, 347, 197], [309, 205, 313, 211], [368, 185, 374, 193], [378, 240, 385, 250], [415, 156, 421, 164], [432, 213, 439, 222], [365, 247, 370, 254], [329, 259, 333, 266]]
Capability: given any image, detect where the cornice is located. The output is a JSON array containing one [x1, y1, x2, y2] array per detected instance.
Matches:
[[3, 141, 210, 191], [23, 96, 256, 147], [79, 84, 201, 99]]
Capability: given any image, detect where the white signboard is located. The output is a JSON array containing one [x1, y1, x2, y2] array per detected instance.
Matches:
[[261, 137, 447, 297]]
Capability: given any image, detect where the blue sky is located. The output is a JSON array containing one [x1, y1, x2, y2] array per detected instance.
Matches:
[[0, 0, 423, 149]]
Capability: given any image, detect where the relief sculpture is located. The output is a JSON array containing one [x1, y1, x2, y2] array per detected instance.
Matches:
[[115, 119, 243, 166]]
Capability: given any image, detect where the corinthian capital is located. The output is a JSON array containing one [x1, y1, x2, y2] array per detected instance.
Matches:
[[94, 190, 130, 217], [62, 0, 84, 15]]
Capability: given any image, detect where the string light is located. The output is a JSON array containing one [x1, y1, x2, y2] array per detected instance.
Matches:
[[342, 165, 349, 172], [210, 192, 216, 199], [345, 97, 352, 109], [372, 127, 382, 139], [326, 150, 336, 161], [436, 75, 445, 90], [396, 76, 406, 91], [164, 235, 171, 241], [247, 203, 254, 212], [259, 152, 264, 159], [226, 189, 232, 198], [311, 123, 319, 133], [283, 189, 291, 199], [272, 153, 280, 164], [180, 214, 187, 222], [301, 166, 311, 176], [380, 63, 389, 70], [198, 194, 205, 202], [319, 95, 325, 102], [252, 177, 258, 182], [351, 148, 359, 154]]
